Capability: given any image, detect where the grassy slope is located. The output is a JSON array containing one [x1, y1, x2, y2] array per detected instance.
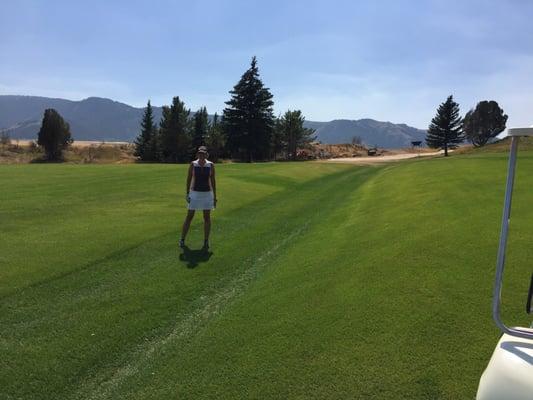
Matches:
[[456, 136, 533, 154], [1, 153, 532, 399]]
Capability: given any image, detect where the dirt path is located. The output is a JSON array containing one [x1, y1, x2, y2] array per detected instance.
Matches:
[[324, 150, 443, 164]]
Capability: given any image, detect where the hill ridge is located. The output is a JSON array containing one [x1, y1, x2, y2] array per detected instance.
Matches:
[[0, 95, 426, 147]]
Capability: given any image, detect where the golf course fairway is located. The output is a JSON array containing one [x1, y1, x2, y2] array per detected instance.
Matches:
[[2, 153, 532, 399]]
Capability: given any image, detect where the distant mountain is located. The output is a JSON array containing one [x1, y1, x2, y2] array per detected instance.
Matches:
[[0, 95, 164, 142], [304, 119, 426, 148], [0, 95, 426, 147]]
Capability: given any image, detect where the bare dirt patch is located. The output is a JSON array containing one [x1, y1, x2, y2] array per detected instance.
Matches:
[[323, 150, 444, 164]]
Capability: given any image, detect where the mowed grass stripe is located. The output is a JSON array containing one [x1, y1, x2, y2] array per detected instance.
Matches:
[[0, 163, 378, 400], [0, 163, 352, 295]]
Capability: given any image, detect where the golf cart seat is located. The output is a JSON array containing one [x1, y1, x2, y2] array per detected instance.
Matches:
[[477, 329, 533, 400]]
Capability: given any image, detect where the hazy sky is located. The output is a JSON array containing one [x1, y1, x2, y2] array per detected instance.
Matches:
[[1, 0, 533, 128]]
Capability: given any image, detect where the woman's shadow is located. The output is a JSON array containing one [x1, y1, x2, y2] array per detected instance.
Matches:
[[179, 245, 213, 268]]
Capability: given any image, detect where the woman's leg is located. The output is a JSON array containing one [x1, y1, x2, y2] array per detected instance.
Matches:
[[203, 210, 211, 243], [181, 210, 195, 241]]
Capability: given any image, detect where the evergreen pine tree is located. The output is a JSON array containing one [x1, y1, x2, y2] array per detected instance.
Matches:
[[148, 126, 161, 162], [278, 110, 316, 160], [463, 100, 508, 147], [222, 56, 275, 161], [159, 96, 192, 163], [271, 116, 286, 160], [37, 108, 73, 161], [134, 100, 158, 161], [192, 106, 209, 153], [426, 95, 463, 156], [205, 113, 226, 162]]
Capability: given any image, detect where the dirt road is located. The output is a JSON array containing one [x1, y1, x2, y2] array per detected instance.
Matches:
[[325, 151, 443, 164]]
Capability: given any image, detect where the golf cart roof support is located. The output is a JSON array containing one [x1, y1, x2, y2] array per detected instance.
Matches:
[[493, 129, 533, 340]]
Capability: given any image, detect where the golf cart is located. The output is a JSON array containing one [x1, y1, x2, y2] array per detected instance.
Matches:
[[367, 146, 378, 156], [477, 127, 533, 400]]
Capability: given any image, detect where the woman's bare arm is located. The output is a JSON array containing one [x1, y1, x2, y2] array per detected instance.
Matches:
[[186, 163, 193, 195], [210, 165, 217, 203]]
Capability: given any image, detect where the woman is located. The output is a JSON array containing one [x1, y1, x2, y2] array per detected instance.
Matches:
[[179, 146, 217, 250]]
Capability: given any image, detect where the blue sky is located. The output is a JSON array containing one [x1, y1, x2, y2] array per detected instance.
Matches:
[[1, 0, 533, 128]]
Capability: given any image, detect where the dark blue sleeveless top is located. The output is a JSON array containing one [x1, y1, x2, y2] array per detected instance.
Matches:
[[192, 160, 212, 192]]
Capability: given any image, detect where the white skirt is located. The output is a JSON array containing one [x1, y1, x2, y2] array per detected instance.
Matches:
[[188, 190, 214, 210]]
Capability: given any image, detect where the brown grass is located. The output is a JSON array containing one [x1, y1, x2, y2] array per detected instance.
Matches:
[[0, 141, 136, 164]]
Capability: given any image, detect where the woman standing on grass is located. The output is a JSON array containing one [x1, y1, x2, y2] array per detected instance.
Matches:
[[179, 146, 217, 250]]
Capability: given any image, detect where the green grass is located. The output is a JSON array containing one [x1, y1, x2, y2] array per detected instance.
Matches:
[[457, 136, 533, 154], [1, 152, 532, 399]]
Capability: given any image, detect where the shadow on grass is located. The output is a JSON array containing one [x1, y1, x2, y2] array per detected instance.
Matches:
[[179, 245, 213, 269]]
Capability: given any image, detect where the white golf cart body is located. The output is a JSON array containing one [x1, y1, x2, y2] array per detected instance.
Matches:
[[477, 330, 533, 400], [476, 127, 533, 400]]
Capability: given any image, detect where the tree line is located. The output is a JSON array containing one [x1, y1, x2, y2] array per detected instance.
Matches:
[[27, 57, 511, 162], [426, 95, 508, 156], [134, 57, 315, 162], [27, 57, 315, 162]]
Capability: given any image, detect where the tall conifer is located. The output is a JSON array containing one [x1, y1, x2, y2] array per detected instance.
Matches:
[[192, 106, 209, 152], [37, 108, 73, 161], [134, 100, 157, 161], [426, 95, 463, 156], [278, 110, 316, 160], [205, 113, 226, 162], [159, 96, 191, 163], [222, 57, 275, 161]]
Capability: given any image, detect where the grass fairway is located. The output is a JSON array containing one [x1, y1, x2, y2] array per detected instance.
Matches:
[[1, 154, 532, 399]]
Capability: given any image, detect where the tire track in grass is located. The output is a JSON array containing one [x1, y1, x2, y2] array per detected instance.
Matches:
[[74, 222, 310, 400]]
